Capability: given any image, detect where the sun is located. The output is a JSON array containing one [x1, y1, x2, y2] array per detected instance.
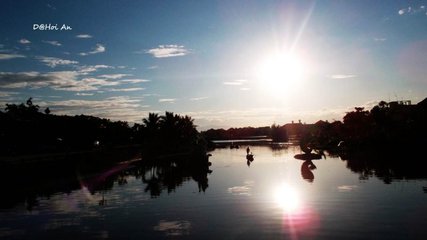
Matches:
[[256, 52, 306, 98]]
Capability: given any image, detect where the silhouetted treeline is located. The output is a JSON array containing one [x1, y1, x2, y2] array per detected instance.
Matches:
[[137, 112, 207, 157], [0, 99, 207, 160], [202, 124, 288, 142], [0, 98, 138, 156], [303, 98, 427, 151]]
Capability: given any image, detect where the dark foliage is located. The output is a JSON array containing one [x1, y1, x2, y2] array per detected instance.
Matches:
[[202, 125, 288, 142], [0, 99, 207, 160], [0, 98, 139, 156], [140, 111, 207, 157], [302, 98, 427, 152]]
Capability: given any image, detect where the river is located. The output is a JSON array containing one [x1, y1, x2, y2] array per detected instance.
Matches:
[[1, 145, 426, 239]]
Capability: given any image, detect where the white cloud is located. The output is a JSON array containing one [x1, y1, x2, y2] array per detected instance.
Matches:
[[44, 96, 145, 123], [98, 74, 131, 79], [0, 71, 113, 91], [37, 56, 78, 68], [46, 72, 95, 91], [360, 100, 380, 110], [0, 53, 25, 60], [121, 79, 150, 83], [398, 8, 407, 15], [0, 71, 92, 91], [180, 106, 352, 130], [19, 39, 31, 44], [189, 97, 208, 101], [145, 45, 189, 58], [159, 98, 177, 103], [329, 74, 357, 79], [75, 93, 94, 96], [79, 44, 106, 56], [78, 65, 113, 74], [0, 71, 42, 84], [76, 34, 93, 39], [223, 79, 247, 85], [0, 91, 18, 98], [108, 87, 145, 92], [54, 96, 139, 109], [398, 6, 427, 15], [148, 65, 158, 69], [374, 38, 387, 42], [43, 40, 62, 46], [0, 69, 143, 93], [81, 77, 120, 87]]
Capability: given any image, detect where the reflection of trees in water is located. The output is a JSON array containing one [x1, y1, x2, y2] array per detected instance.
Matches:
[[0, 155, 212, 210], [80, 156, 212, 198], [301, 160, 316, 183], [136, 157, 212, 197], [269, 143, 289, 156], [339, 151, 427, 184], [0, 165, 81, 211]]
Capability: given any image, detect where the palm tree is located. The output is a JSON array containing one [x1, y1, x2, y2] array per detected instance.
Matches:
[[158, 112, 179, 151], [143, 113, 160, 131], [141, 111, 206, 157], [142, 113, 161, 153], [160, 111, 178, 130]]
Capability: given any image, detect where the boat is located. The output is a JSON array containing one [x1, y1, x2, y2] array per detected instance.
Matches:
[[294, 153, 322, 161]]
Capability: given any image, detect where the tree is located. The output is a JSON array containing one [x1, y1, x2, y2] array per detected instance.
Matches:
[[142, 113, 160, 131], [141, 112, 205, 157], [270, 124, 288, 142], [25, 97, 39, 113], [343, 107, 373, 143]]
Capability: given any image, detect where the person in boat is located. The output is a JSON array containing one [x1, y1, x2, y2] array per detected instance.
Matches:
[[246, 152, 254, 167], [246, 146, 250, 155]]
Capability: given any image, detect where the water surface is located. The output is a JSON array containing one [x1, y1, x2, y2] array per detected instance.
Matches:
[[1, 145, 426, 239]]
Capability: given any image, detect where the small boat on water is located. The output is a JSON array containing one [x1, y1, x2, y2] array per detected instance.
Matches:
[[294, 153, 322, 161]]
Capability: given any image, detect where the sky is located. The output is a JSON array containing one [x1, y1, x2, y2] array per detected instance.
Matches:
[[1, 0, 427, 130]]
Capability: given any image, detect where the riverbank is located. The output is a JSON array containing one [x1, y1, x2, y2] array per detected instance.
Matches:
[[0, 144, 142, 168]]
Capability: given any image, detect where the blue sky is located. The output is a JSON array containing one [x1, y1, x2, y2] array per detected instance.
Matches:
[[1, 0, 427, 129]]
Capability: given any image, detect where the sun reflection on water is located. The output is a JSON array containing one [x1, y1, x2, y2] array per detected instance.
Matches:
[[273, 183, 301, 213], [273, 183, 319, 239]]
